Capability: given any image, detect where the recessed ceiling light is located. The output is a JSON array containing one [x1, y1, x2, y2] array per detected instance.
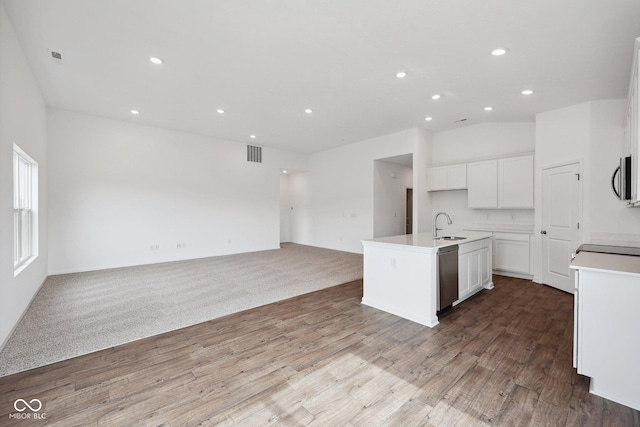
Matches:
[[432, 94, 441, 100], [521, 89, 534, 95], [216, 109, 225, 115], [250, 134, 256, 139], [130, 109, 140, 115], [491, 48, 507, 56], [425, 116, 433, 121], [396, 71, 407, 79], [149, 57, 163, 65], [484, 106, 493, 111], [282, 170, 288, 174], [304, 108, 313, 114]]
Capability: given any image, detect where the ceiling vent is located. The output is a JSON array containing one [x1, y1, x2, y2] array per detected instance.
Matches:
[[247, 145, 262, 163], [50, 50, 63, 63]]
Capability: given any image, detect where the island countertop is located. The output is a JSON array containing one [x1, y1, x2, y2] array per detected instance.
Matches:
[[362, 231, 493, 253], [570, 251, 640, 277]]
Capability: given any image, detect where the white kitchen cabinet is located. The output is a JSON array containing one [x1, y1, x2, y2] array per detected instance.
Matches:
[[468, 155, 534, 209], [498, 155, 534, 208], [467, 160, 498, 207], [492, 232, 531, 277], [457, 238, 493, 302], [427, 163, 467, 191]]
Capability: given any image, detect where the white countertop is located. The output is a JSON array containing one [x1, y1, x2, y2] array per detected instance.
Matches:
[[362, 231, 493, 253], [570, 252, 640, 277]]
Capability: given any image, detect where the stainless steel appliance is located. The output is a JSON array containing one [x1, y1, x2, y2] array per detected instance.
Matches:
[[611, 155, 632, 201], [437, 244, 459, 313]]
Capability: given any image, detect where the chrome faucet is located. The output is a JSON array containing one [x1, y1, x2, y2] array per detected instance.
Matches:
[[433, 212, 452, 237]]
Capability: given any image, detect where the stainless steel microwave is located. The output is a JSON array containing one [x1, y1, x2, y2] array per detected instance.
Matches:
[[612, 155, 632, 201]]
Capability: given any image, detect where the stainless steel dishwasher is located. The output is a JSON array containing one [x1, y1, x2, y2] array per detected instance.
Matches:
[[437, 245, 459, 313]]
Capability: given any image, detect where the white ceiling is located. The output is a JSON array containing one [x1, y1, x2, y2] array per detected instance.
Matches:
[[4, 0, 640, 154]]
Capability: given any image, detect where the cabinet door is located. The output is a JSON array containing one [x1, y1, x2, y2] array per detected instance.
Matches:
[[428, 166, 448, 191], [468, 251, 482, 292], [468, 160, 498, 208], [448, 164, 467, 189], [499, 155, 534, 208]]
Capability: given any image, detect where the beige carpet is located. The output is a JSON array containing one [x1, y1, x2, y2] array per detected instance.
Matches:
[[0, 243, 363, 377]]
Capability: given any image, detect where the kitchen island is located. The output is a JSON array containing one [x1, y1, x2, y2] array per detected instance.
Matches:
[[361, 231, 493, 328], [571, 249, 640, 411]]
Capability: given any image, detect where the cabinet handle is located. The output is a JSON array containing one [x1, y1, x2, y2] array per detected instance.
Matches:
[[540, 230, 547, 235]]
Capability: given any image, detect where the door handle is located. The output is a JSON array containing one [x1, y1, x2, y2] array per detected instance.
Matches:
[[540, 230, 547, 235]]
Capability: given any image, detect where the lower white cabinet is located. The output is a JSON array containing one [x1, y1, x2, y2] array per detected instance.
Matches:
[[492, 232, 531, 277], [458, 238, 493, 302]]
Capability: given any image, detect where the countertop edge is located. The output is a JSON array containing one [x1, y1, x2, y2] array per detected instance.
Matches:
[[570, 252, 640, 277], [362, 231, 493, 251]]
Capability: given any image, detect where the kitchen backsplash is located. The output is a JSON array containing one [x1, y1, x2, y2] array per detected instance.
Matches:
[[430, 190, 534, 232]]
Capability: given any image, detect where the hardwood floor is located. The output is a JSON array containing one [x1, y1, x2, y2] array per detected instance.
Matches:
[[1, 275, 638, 426]]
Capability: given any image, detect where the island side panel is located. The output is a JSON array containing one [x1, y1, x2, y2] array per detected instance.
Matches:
[[361, 245, 439, 328], [578, 268, 640, 411]]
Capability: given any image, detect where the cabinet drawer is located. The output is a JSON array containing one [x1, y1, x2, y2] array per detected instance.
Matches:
[[459, 240, 482, 255]]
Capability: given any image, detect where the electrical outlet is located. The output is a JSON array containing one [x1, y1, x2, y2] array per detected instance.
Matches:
[[150, 244, 159, 251], [176, 243, 186, 249], [390, 258, 397, 268]]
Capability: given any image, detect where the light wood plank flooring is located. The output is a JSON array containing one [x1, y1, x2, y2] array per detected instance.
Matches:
[[1, 275, 638, 426]]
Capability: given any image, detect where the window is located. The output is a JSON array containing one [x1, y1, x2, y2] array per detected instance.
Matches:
[[13, 144, 38, 274]]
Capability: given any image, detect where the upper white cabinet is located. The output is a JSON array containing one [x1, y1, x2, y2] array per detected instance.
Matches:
[[498, 155, 534, 208], [468, 155, 534, 209], [427, 163, 467, 191], [467, 160, 498, 207]]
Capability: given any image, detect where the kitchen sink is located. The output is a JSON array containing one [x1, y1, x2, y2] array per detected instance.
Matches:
[[434, 236, 466, 241]]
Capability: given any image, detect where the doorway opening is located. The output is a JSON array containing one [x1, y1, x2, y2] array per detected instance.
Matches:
[[406, 188, 413, 234], [373, 154, 414, 238]]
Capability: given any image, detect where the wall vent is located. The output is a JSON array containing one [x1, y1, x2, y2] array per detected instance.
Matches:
[[247, 145, 262, 163]]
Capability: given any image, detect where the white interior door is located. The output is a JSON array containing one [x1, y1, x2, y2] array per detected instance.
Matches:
[[541, 162, 582, 293]]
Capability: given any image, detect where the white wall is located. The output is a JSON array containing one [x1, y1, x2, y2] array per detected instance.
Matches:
[[280, 174, 291, 242], [289, 128, 431, 253], [533, 99, 640, 280], [0, 3, 48, 349], [428, 122, 536, 235], [588, 99, 640, 241], [47, 109, 306, 274], [373, 159, 412, 238], [430, 122, 535, 165]]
